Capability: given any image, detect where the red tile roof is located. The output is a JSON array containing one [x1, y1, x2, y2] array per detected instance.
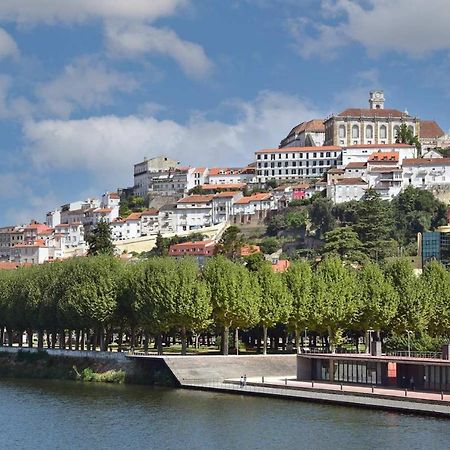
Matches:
[[213, 191, 242, 198], [256, 146, 340, 154], [168, 240, 216, 256], [403, 158, 450, 166], [240, 244, 261, 257], [200, 183, 247, 190], [346, 162, 367, 169], [126, 213, 142, 221], [93, 208, 113, 213], [336, 108, 408, 118], [334, 178, 368, 186], [271, 259, 291, 273], [234, 193, 272, 204], [108, 192, 120, 199], [178, 194, 215, 204], [208, 167, 242, 176], [368, 151, 399, 162], [285, 119, 325, 137], [420, 120, 444, 138], [141, 209, 159, 215]]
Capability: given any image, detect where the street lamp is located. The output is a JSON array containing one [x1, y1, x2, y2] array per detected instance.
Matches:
[[406, 330, 413, 357], [367, 329, 374, 354]]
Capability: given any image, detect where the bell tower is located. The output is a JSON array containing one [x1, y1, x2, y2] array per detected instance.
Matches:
[[369, 90, 385, 109]]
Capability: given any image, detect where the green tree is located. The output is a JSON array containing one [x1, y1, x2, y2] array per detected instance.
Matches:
[[285, 260, 313, 353], [260, 237, 279, 255], [385, 258, 430, 335], [354, 189, 394, 260], [312, 257, 357, 352], [203, 256, 260, 355], [321, 226, 366, 264], [87, 220, 115, 256], [216, 226, 244, 259], [255, 262, 292, 355], [309, 197, 336, 238], [422, 260, 450, 338], [356, 263, 398, 346], [395, 123, 421, 153]]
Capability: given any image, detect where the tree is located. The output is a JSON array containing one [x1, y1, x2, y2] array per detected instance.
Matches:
[[244, 252, 266, 272], [203, 256, 260, 355], [285, 260, 312, 353], [171, 258, 212, 355], [216, 226, 244, 259], [395, 123, 421, 153], [422, 260, 450, 338], [255, 262, 292, 355], [312, 257, 357, 352], [356, 263, 398, 347], [354, 189, 394, 260], [87, 220, 115, 256], [385, 258, 430, 335], [309, 197, 336, 238], [260, 237, 279, 255], [321, 226, 366, 264]]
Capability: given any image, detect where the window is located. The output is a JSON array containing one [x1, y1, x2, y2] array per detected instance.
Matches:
[[380, 125, 387, 139], [394, 125, 400, 139], [326, 152, 331, 157], [365, 125, 373, 139], [339, 125, 346, 138], [352, 125, 359, 138]]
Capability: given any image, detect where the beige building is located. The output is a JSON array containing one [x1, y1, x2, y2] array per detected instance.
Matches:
[[324, 91, 420, 147]]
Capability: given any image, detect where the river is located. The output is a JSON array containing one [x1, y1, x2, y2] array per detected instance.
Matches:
[[0, 379, 447, 449]]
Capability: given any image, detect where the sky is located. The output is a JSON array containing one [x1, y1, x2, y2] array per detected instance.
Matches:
[[1, 0, 450, 225]]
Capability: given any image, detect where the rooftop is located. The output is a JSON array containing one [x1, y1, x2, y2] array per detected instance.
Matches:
[[420, 120, 445, 138]]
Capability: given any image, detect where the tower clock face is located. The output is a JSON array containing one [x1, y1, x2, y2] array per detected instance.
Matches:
[[375, 92, 382, 99]]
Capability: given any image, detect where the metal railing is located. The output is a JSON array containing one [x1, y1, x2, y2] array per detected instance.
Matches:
[[386, 350, 443, 359]]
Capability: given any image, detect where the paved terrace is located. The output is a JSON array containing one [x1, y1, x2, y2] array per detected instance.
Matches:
[[185, 376, 450, 418]]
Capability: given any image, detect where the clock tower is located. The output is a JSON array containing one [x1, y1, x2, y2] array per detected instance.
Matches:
[[369, 90, 385, 109]]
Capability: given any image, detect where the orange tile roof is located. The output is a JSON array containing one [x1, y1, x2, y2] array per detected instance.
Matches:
[[368, 151, 399, 162], [141, 209, 159, 215], [208, 167, 242, 176], [178, 194, 215, 204], [256, 146, 340, 154], [240, 244, 261, 257], [284, 119, 326, 138], [168, 240, 216, 256], [0, 262, 22, 270], [93, 208, 113, 213], [234, 193, 272, 204], [420, 120, 444, 138], [271, 259, 291, 273], [193, 167, 207, 174], [108, 192, 120, 199], [292, 183, 310, 189], [126, 213, 142, 221]]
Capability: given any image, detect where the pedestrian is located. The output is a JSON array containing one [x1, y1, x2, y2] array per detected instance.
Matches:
[[240, 376, 243, 388], [243, 374, 247, 387], [410, 376, 415, 391]]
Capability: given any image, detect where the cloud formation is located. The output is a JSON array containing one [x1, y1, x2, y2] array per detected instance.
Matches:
[[22, 91, 322, 191], [105, 23, 213, 79], [293, 0, 450, 59], [36, 56, 138, 117], [0, 27, 18, 59]]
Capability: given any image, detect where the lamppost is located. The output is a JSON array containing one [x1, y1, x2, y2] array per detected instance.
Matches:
[[367, 329, 374, 354], [406, 330, 413, 357]]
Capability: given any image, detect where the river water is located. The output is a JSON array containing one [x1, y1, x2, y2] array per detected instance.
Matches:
[[0, 379, 447, 450]]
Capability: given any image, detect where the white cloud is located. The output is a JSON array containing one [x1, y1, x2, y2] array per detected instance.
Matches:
[[293, 0, 450, 59], [22, 91, 322, 190], [36, 56, 138, 117], [0, 0, 188, 25], [0, 27, 18, 59], [105, 23, 213, 79]]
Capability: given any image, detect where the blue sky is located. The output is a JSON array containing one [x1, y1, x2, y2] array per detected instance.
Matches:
[[0, 0, 450, 225]]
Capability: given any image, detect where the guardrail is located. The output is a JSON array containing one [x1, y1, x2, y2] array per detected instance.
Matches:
[[386, 351, 443, 359]]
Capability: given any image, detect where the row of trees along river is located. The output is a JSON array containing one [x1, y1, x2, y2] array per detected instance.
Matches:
[[0, 254, 449, 355]]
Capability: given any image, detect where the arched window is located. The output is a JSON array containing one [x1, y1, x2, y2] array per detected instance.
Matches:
[[339, 125, 346, 138], [365, 125, 373, 139], [380, 125, 387, 139], [352, 125, 359, 139], [394, 125, 400, 139]]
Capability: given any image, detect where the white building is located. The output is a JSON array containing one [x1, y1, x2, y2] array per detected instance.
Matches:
[[175, 195, 214, 231], [10, 240, 50, 265], [158, 204, 178, 234], [140, 209, 159, 236], [326, 178, 368, 204], [212, 191, 243, 224], [255, 146, 341, 182], [232, 193, 275, 223], [134, 155, 180, 197], [207, 167, 255, 185], [402, 158, 450, 189], [341, 143, 416, 166]]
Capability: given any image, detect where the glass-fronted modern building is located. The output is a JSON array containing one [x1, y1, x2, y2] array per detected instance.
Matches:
[[422, 228, 450, 267]]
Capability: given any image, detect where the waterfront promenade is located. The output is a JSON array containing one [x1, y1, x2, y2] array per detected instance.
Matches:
[[184, 376, 450, 417]]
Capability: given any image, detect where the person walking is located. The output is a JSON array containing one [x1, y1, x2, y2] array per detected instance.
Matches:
[[410, 376, 415, 391], [240, 376, 243, 387], [243, 374, 247, 387]]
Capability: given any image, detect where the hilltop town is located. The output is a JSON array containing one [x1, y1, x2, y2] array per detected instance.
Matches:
[[1, 91, 450, 268]]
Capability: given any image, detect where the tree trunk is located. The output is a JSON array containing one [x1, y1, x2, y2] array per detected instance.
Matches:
[[75, 330, 80, 351], [37, 330, 44, 349], [7, 329, 13, 347], [157, 334, 163, 355], [46, 331, 51, 348], [117, 325, 123, 352], [263, 325, 268, 355], [328, 327, 335, 354], [222, 325, 229, 356], [26, 329, 32, 348], [59, 330, 66, 349], [18, 331, 23, 347], [295, 328, 300, 354], [143, 331, 149, 354], [234, 328, 239, 355], [0, 327, 4, 346], [80, 330, 85, 351], [99, 328, 105, 352], [130, 326, 136, 351], [181, 326, 187, 356]]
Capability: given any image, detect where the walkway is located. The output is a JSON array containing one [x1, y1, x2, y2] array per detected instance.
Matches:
[[183, 376, 450, 418]]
